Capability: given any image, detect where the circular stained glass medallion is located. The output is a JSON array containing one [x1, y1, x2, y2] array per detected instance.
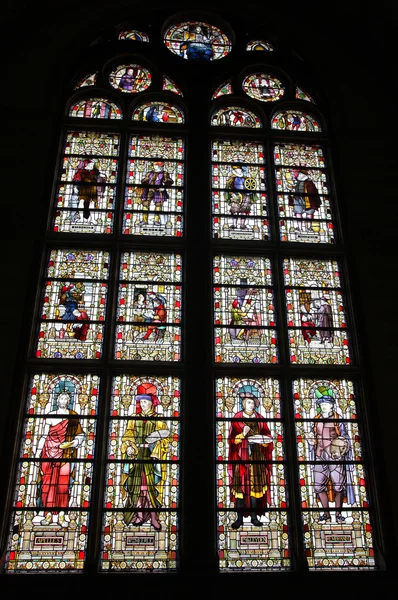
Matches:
[[242, 73, 284, 102], [109, 64, 152, 93], [163, 21, 231, 62]]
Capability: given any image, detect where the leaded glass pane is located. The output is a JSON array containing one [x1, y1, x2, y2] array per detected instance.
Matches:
[[211, 106, 262, 128], [212, 80, 233, 99], [272, 110, 321, 132], [118, 30, 149, 42], [243, 73, 284, 102], [274, 142, 335, 243], [246, 40, 275, 51], [283, 258, 351, 365], [132, 102, 184, 123], [74, 72, 97, 89], [101, 375, 180, 571], [5, 373, 100, 572], [216, 377, 289, 571], [296, 86, 315, 103], [212, 139, 269, 240], [54, 131, 120, 234], [213, 255, 278, 364], [124, 134, 184, 237], [293, 379, 375, 569], [69, 98, 122, 119], [115, 252, 182, 361], [36, 249, 110, 359], [164, 21, 231, 62], [109, 64, 152, 93], [162, 74, 183, 96]]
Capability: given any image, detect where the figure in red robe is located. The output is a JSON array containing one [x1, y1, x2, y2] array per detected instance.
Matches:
[[35, 392, 84, 527], [228, 385, 273, 529]]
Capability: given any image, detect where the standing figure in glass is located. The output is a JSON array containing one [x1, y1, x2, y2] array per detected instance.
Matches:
[[69, 158, 106, 224], [228, 384, 273, 529], [226, 165, 258, 230], [34, 392, 85, 528], [136, 161, 174, 226], [121, 383, 169, 531], [288, 169, 321, 231], [307, 386, 354, 523]]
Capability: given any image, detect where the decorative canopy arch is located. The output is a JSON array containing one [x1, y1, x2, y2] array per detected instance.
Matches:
[[132, 101, 185, 123], [246, 40, 275, 51], [211, 105, 262, 128], [118, 29, 149, 41], [271, 109, 321, 131], [69, 97, 122, 119]]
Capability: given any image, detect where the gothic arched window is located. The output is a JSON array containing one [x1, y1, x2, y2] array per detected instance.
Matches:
[[1, 9, 389, 581]]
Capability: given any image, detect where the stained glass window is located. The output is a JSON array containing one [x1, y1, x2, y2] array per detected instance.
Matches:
[[246, 40, 275, 51], [109, 64, 152, 93], [283, 258, 351, 365], [211, 106, 261, 128], [115, 252, 182, 361], [163, 21, 232, 61], [243, 73, 285, 102], [274, 142, 335, 244], [213, 255, 277, 364], [132, 102, 184, 123], [293, 378, 375, 569], [211, 139, 269, 240], [296, 86, 315, 103], [162, 74, 184, 96], [74, 72, 97, 89], [271, 110, 321, 132], [3, 9, 385, 580], [53, 131, 120, 234], [124, 134, 184, 236], [216, 377, 289, 571], [212, 80, 233, 99], [69, 98, 122, 119], [118, 30, 149, 41], [36, 249, 110, 360], [101, 375, 181, 571], [5, 373, 100, 571]]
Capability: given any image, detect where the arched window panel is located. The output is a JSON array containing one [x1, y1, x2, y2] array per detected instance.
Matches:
[[295, 86, 315, 103], [53, 131, 120, 234], [212, 80, 233, 100], [109, 64, 152, 93], [118, 29, 149, 42], [124, 134, 184, 237], [243, 73, 285, 102], [36, 249, 110, 360], [132, 101, 185, 123], [74, 72, 97, 89], [293, 378, 376, 570], [283, 258, 351, 365], [69, 98, 122, 119], [101, 375, 181, 571], [271, 110, 321, 132], [211, 106, 262, 128], [213, 255, 278, 364], [274, 142, 335, 244], [115, 252, 182, 361], [211, 139, 269, 241], [216, 377, 289, 571], [246, 40, 275, 51], [5, 373, 100, 572], [163, 21, 232, 62], [162, 74, 183, 96]]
